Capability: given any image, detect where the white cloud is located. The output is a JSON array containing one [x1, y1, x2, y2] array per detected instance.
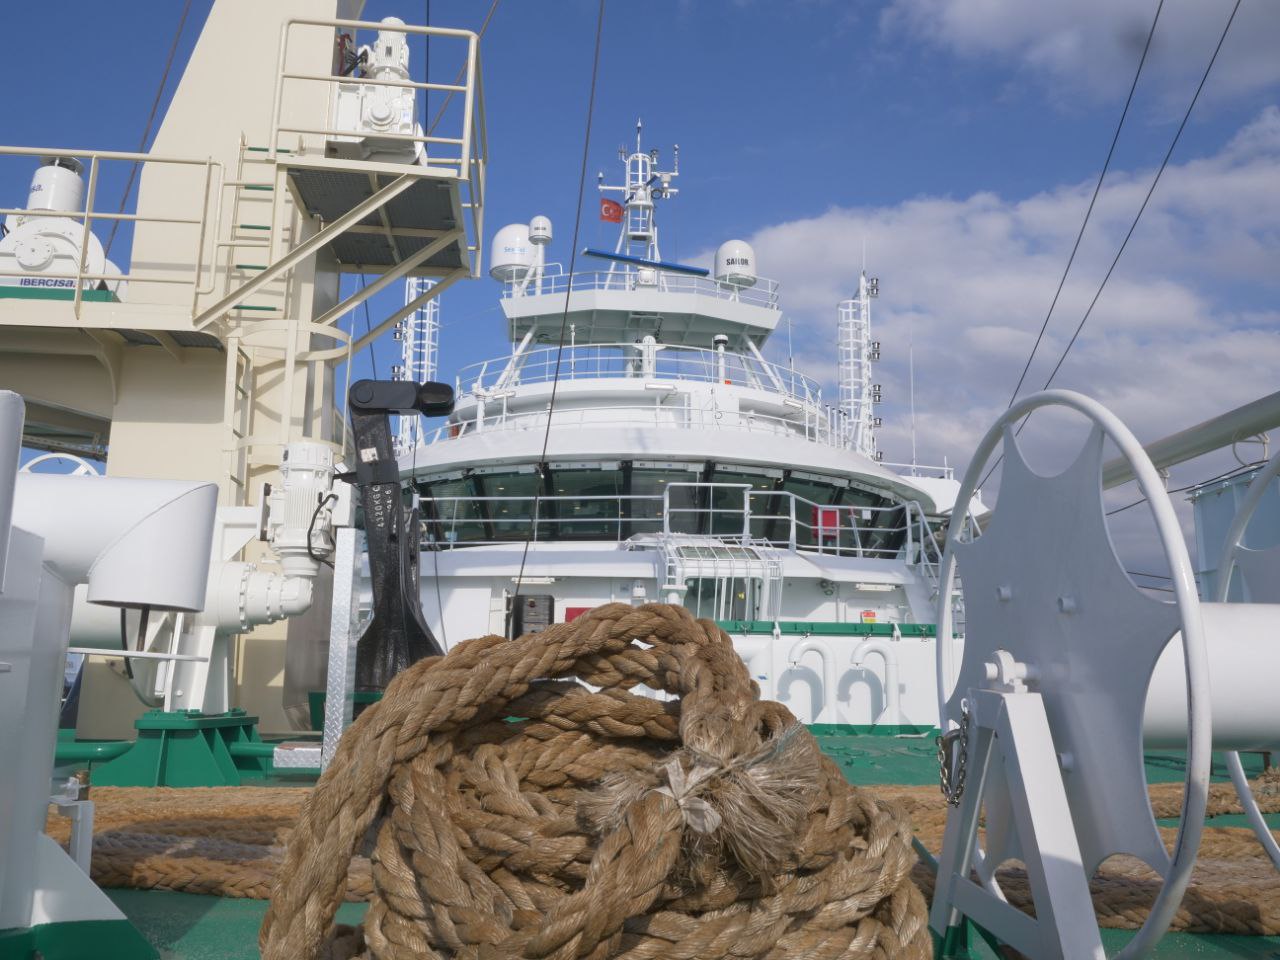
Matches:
[[724, 106, 1280, 570], [880, 0, 1280, 107]]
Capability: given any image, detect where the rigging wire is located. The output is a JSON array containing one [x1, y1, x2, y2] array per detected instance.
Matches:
[[417, 0, 444, 647], [104, 0, 194, 259], [510, 0, 607, 609], [424, 0, 502, 137], [1106, 455, 1265, 517], [1035, 0, 1240, 397], [977, 0, 1241, 493], [1000, 0, 1164, 413], [358, 276, 379, 380]]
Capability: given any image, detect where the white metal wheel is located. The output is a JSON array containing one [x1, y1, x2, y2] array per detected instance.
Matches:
[[935, 389, 1212, 960], [19, 452, 100, 476], [1213, 447, 1280, 871]]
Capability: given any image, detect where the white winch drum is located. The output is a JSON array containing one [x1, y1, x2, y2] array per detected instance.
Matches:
[[1143, 602, 1280, 752]]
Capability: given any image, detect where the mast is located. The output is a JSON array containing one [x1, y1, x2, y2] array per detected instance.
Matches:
[[837, 272, 880, 459], [596, 119, 679, 265], [393, 276, 440, 455]]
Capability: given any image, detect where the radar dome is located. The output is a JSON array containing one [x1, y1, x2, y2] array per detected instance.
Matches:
[[529, 215, 552, 245], [714, 239, 757, 288], [489, 223, 534, 282]]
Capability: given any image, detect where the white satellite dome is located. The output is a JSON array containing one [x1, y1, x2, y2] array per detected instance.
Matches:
[[528, 215, 552, 245], [714, 239, 757, 288], [489, 223, 534, 282]]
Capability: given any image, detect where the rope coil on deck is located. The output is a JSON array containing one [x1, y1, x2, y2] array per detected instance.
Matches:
[[258, 602, 930, 959]]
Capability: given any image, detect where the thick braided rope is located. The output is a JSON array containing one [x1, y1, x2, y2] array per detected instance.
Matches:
[[46, 785, 1280, 935], [259, 603, 931, 960]]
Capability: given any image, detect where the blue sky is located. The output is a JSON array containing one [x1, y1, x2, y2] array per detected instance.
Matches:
[[2, 0, 1278, 561]]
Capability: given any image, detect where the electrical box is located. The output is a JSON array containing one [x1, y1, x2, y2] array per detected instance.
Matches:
[[509, 594, 554, 638]]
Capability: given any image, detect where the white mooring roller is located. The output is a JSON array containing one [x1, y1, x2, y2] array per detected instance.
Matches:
[[929, 390, 1280, 960]]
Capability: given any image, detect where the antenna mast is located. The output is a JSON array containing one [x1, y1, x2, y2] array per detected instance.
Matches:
[[837, 272, 880, 459], [392, 275, 441, 455], [596, 118, 679, 264]]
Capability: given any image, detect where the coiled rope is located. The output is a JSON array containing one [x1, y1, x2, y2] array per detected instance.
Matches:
[[258, 602, 930, 959]]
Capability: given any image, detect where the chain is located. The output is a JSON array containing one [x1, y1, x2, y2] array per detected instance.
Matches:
[[937, 700, 970, 807]]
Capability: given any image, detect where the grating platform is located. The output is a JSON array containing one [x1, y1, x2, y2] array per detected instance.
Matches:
[[284, 158, 468, 272]]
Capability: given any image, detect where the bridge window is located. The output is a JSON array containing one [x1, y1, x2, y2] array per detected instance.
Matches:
[[683, 576, 761, 621], [548, 467, 623, 539]]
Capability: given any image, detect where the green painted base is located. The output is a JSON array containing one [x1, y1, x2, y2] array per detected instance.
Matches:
[[0, 919, 157, 960], [0, 286, 118, 302], [808, 723, 937, 737], [91, 709, 272, 788], [307, 689, 383, 730]]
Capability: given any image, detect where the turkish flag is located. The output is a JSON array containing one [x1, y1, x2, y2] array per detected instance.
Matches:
[[600, 198, 623, 223]]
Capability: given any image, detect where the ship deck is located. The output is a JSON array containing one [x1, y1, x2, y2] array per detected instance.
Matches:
[[100, 737, 1280, 960]]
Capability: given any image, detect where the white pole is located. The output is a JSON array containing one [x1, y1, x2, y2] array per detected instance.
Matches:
[[909, 316, 918, 472]]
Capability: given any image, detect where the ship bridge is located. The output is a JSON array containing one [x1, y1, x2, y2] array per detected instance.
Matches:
[[499, 264, 780, 352], [489, 122, 778, 354]]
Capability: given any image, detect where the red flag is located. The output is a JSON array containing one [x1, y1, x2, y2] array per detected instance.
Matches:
[[600, 198, 623, 223]]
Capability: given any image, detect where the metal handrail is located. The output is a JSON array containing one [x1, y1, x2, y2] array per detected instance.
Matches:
[[503, 264, 780, 310], [425, 399, 841, 448], [455, 342, 822, 403], [0, 147, 223, 320], [269, 18, 482, 168], [420, 484, 930, 562]]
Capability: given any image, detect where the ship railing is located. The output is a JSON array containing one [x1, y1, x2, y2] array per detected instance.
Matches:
[[503, 263, 780, 310], [879, 461, 956, 481], [662, 484, 941, 562], [455, 342, 822, 406], [267, 16, 487, 267], [0, 147, 224, 320], [425, 398, 840, 448], [419, 484, 938, 564], [269, 18, 484, 167]]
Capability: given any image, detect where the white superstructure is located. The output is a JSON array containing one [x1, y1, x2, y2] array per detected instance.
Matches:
[[387, 127, 974, 729]]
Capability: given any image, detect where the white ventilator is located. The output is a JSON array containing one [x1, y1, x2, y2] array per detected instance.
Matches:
[[0, 157, 125, 296], [930, 390, 1280, 960], [329, 17, 426, 164], [66, 440, 339, 715], [1210, 447, 1280, 871], [0, 391, 217, 941]]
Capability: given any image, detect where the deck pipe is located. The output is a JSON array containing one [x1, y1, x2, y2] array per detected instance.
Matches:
[[849, 639, 902, 728]]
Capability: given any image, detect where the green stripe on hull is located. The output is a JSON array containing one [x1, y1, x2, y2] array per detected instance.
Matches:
[[719, 619, 937, 637]]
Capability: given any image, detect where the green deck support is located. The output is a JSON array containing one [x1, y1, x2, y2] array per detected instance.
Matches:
[[306, 690, 383, 729], [0, 918, 157, 960], [0, 287, 119, 302], [54, 738, 133, 764], [90, 709, 273, 788]]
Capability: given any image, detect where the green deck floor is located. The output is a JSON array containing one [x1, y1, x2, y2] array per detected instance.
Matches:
[[97, 736, 1280, 959], [105, 889, 1280, 960]]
